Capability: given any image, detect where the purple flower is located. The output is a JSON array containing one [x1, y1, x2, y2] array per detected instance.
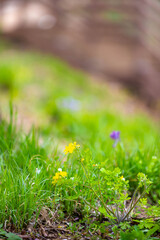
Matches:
[[110, 131, 120, 140], [110, 131, 120, 147]]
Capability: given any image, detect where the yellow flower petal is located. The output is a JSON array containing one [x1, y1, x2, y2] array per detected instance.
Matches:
[[60, 171, 67, 177], [120, 176, 125, 181], [63, 142, 80, 154]]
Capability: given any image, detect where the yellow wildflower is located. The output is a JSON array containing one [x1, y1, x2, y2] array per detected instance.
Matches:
[[93, 164, 98, 167], [120, 176, 125, 181], [73, 142, 80, 148], [64, 142, 80, 154], [52, 172, 61, 184], [52, 171, 67, 184], [53, 172, 60, 180], [59, 171, 67, 177], [81, 158, 84, 162]]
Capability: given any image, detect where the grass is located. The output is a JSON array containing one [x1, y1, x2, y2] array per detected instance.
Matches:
[[0, 44, 160, 239]]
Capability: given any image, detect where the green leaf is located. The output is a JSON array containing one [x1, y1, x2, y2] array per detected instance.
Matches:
[[100, 168, 106, 174], [0, 230, 22, 240], [98, 207, 115, 219], [6, 232, 22, 240], [0, 229, 7, 235], [67, 195, 79, 200], [146, 225, 159, 238], [98, 206, 107, 215], [120, 228, 145, 240]]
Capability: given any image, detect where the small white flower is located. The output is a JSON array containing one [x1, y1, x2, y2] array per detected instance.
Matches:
[[120, 176, 125, 181], [152, 156, 157, 160], [70, 177, 74, 180], [58, 168, 62, 172], [36, 168, 41, 174]]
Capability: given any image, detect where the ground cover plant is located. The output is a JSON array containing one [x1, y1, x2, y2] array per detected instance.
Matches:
[[0, 109, 160, 239], [0, 44, 160, 239]]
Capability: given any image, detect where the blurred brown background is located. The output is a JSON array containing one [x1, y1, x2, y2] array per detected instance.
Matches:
[[0, 0, 160, 107]]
